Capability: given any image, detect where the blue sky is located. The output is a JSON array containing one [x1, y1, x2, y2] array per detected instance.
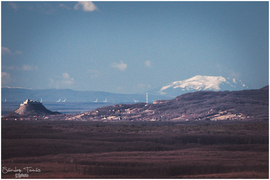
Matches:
[[1, 1, 269, 94]]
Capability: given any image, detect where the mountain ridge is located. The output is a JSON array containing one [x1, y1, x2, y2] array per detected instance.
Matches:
[[151, 75, 250, 96]]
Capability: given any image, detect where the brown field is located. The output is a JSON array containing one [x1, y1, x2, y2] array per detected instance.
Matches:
[[1, 120, 269, 178]]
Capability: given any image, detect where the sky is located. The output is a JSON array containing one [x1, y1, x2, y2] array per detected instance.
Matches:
[[1, 1, 269, 94]]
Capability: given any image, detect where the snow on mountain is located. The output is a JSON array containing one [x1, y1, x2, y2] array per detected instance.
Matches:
[[159, 75, 249, 96]]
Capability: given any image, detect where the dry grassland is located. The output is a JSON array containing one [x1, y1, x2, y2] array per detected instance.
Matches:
[[1, 120, 268, 178]]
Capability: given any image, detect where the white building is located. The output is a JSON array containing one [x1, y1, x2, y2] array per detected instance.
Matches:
[[20, 99, 41, 106]]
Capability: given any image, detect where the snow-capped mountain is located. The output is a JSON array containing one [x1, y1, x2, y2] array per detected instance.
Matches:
[[158, 75, 249, 97]]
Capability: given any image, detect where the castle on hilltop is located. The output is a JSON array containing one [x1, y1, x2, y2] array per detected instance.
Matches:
[[20, 99, 41, 106]]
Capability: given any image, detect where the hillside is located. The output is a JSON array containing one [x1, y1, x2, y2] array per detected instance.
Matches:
[[77, 86, 268, 122]]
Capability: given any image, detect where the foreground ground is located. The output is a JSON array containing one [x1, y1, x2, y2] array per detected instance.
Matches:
[[1, 120, 269, 178]]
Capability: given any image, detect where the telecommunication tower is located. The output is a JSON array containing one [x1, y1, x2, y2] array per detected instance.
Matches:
[[146, 93, 148, 104]]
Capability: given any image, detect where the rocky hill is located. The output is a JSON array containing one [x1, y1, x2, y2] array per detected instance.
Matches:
[[76, 86, 268, 122], [4, 99, 60, 119]]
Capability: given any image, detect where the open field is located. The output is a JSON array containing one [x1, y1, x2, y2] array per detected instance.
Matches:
[[1, 120, 269, 178]]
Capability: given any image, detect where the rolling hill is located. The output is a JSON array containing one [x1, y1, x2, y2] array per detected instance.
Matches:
[[77, 86, 268, 122]]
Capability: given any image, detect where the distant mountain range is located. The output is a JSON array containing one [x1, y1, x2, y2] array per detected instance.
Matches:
[[150, 75, 250, 96], [1, 75, 260, 103], [1, 87, 170, 103]]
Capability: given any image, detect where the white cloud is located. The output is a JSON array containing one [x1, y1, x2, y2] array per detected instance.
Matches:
[[62, 73, 74, 85], [2, 47, 22, 56], [2, 72, 11, 84], [144, 60, 151, 67], [74, 1, 97, 12], [8, 3, 60, 14], [37, 3, 57, 14], [62, 73, 70, 79], [2, 65, 38, 71], [21, 65, 38, 71], [1, 47, 11, 55], [59, 4, 70, 10], [9, 2, 18, 10], [49, 73, 75, 88], [111, 61, 128, 71]]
